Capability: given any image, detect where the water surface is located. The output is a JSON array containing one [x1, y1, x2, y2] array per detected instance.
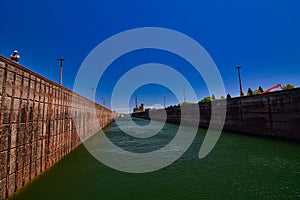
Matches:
[[10, 117, 300, 199]]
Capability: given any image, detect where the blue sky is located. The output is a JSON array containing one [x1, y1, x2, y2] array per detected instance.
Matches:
[[1, 0, 299, 113]]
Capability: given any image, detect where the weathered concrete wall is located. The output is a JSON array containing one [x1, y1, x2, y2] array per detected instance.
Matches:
[[0, 55, 116, 199], [132, 88, 300, 140]]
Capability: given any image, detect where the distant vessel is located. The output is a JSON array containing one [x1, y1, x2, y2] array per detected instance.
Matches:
[[133, 103, 145, 113], [118, 113, 126, 118]]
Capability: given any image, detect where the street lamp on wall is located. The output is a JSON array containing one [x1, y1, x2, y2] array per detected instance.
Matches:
[[57, 58, 65, 85], [236, 66, 243, 97]]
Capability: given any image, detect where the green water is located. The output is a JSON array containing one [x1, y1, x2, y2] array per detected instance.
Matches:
[[9, 117, 300, 199]]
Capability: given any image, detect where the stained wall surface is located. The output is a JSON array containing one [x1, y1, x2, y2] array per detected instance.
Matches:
[[132, 88, 300, 140], [0, 56, 116, 199]]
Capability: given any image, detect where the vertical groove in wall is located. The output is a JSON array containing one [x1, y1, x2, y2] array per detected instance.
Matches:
[[40, 80, 46, 173], [28, 76, 37, 181], [267, 97, 275, 136], [57, 88, 60, 161], [46, 84, 52, 170], [52, 86, 56, 165], [55, 87, 59, 163], [68, 92, 72, 154], [1, 66, 8, 199], [60, 89, 62, 160], [22, 74, 31, 187], [35, 79, 42, 177], [6, 68, 16, 197], [14, 71, 24, 193], [239, 99, 244, 130]]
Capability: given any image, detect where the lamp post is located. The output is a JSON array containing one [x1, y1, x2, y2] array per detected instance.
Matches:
[[236, 66, 243, 97], [57, 58, 65, 85]]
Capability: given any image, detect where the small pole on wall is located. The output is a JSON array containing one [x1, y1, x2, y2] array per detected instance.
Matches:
[[57, 58, 65, 85], [236, 66, 243, 97]]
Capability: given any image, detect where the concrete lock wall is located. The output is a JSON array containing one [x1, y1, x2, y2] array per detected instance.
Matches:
[[0, 55, 116, 199], [132, 88, 300, 141]]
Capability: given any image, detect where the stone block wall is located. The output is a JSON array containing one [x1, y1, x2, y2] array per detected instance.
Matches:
[[132, 88, 300, 140], [0, 55, 116, 199]]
